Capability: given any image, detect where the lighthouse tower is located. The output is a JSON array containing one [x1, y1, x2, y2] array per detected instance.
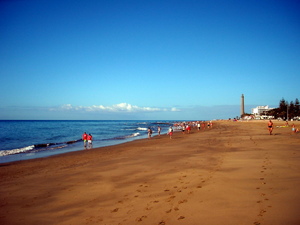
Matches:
[[241, 94, 245, 117]]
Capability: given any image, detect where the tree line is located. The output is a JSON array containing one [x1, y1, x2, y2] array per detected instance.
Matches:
[[266, 98, 300, 120]]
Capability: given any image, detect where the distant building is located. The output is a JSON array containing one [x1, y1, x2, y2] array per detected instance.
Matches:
[[252, 105, 274, 119]]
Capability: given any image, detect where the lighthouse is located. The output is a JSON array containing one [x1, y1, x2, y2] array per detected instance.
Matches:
[[241, 94, 245, 117]]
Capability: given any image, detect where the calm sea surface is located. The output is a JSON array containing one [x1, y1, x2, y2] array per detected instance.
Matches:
[[0, 120, 179, 163]]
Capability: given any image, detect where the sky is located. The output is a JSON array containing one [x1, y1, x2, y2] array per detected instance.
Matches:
[[0, 0, 299, 120]]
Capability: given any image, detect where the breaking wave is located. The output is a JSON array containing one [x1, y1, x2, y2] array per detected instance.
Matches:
[[136, 127, 147, 131], [0, 139, 81, 157], [0, 145, 35, 157]]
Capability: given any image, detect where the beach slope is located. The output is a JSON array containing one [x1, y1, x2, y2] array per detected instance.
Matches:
[[0, 121, 300, 225]]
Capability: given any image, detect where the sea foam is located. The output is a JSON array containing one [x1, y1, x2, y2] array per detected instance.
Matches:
[[137, 127, 147, 131], [0, 145, 35, 156]]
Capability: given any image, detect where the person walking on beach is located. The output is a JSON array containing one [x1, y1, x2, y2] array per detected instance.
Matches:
[[168, 126, 173, 139], [148, 127, 152, 139], [182, 123, 186, 134], [268, 120, 273, 135], [158, 126, 161, 136], [201, 121, 206, 130], [197, 122, 201, 131], [87, 133, 93, 148], [82, 132, 88, 147], [186, 124, 191, 134]]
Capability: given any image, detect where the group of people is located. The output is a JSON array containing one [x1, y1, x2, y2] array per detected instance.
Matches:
[[82, 132, 93, 148], [148, 126, 165, 138], [147, 121, 213, 140], [147, 126, 174, 139], [267, 120, 299, 135], [173, 121, 213, 134]]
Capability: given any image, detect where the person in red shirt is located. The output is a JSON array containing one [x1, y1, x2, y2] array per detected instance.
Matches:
[[82, 132, 88, 147], [87, 133, 93, 148], [186, 124, 191, 134]]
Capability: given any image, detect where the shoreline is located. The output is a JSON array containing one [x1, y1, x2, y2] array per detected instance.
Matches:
[[0, 120, 178, 164], [1, 120, 299, 225]]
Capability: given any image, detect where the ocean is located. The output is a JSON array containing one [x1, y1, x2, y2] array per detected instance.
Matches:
[[0, 120, 179, 163]]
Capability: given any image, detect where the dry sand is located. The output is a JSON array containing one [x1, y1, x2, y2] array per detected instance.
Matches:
[[0, 120, 300, 225]]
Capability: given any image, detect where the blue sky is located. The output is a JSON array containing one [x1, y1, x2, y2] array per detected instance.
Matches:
[[0, 0, 299, 120]]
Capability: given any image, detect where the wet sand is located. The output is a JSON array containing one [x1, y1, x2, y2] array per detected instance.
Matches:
[[0, 120, 300, 225]]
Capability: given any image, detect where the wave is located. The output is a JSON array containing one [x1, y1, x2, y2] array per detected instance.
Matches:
[[125, 132, 140, 138], [104, 132, 141, 141], [136, 127, 147, 131], [0, 139, 81, 157], [0, 145, 35, 157]]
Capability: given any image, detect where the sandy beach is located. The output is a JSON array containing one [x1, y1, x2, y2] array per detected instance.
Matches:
[[0, 120, 300, 225]]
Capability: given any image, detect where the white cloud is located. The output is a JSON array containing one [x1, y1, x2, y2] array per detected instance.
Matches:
[[50, 103, 179, 113], [171, 107, 181, 112]]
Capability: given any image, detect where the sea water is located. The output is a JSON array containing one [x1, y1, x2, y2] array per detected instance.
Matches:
[[0, 120, 178, 163]]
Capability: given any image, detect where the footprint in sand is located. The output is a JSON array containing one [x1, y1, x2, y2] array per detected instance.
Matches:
[[136, 215, 147, 222], [166, 209, 172, 213], [178, 199, 187, 204], [258, 209, 266, 217], [111, 208, 119, 213], [166, 196, 176, 202]]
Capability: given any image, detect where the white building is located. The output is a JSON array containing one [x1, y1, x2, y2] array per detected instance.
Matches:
[[252, 105, 274, 119]]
